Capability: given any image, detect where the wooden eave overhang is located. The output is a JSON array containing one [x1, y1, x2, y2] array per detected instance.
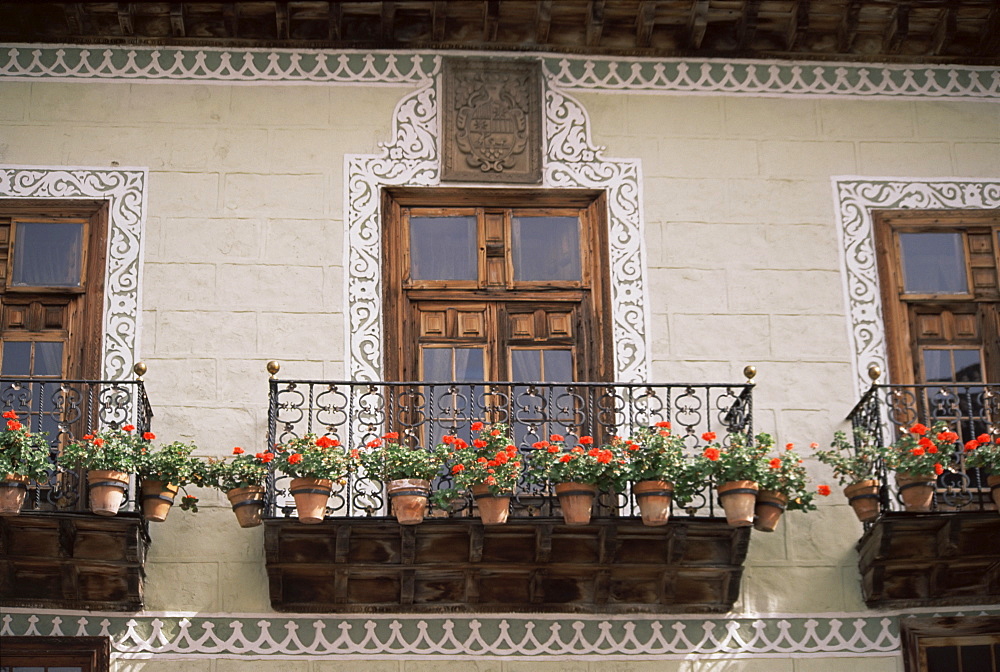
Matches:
[[1, 1, 998, 66]]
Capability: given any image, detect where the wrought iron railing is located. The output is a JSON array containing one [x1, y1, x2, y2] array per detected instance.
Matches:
[[847, 371, 998, 514], [265, 371, 756, 520], [0, 374, 152, 512]]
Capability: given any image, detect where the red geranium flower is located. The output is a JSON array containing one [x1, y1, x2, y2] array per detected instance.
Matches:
[[451, 464, 464, 473], [1, 411, 16, 419], [232, 446, 244, 455], [122, 424, 135, 432], [579, 436, 594, 445], [550, 434, 564, 442], [934, 463, 944, 475], [471, 422, 484, 432], [143, 432, 155, 440], [288, 453, 303, 464], [382, 431, 398, 440], [473, 439, 487, 448], [909, 423, 928, 435], [654, 421, 671, 429], [702, 431, 717, 442], [558, 454, 573, 463], [817, 485, 831, 496], [703, 447, 720, 461], [769, 458, 782, 469]]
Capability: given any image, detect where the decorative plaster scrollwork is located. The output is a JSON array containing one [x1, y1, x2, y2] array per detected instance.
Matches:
[[0, 167, 146, 380], [834, 178, 1000, 393]]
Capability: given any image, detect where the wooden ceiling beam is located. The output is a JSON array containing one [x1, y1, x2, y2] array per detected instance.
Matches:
[[381, 1, 396, 41], [484, 0, 500, 42], [65, 3, 85, 36], [785, 0, 810, 51], [883, 2, 910, 55], [276, 1, 289, 40], [535, 0, 552, 44], [117, 3, 134, 37], [687, 0, 709, 49], [432, 1, 447, 41], [223, 3, 239, 39], [587, 0, 606, 48], [736, 0, 761, 51], [930, 5, 957, 56], [636, 1, 657, 48], [169, 2, 185, 38], [837, 0, 861, 53], [328, 1, 342, 41]]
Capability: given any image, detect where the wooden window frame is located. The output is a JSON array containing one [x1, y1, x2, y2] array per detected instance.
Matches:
[[382, 187, 613, 383], [1, 200, 109, 381], [874, 209, 1000, 385], [901, 615, 1000, 672], [0, 636, 111, 671]]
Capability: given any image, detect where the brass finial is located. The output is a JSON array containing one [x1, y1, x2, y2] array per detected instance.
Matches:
[[743, 365, 757, 383], [133, 361, 147, 380], [267, 361, 280, 379], [867, 364, 882, 383]]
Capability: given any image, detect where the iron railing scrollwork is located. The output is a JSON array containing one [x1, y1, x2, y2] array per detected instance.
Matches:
[[0, 377, 153, 512], [847, 381, 998, 516], [265, 379, 755, 520]]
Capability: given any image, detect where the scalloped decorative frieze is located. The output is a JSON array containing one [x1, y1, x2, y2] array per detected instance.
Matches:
[[833, 178, 1000, 393], [2, 607, 996, 659], [346, 66, 649, 382], [3, 45, 998, 100], [0, 167, 146, 380]]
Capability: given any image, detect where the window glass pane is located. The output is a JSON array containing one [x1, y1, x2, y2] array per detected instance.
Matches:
[[422, 347, 484, 383], [899, 232, 967, 294], [1, 341, 32, 376], [422, 348, 452, 382], [512, 216, 582, 282], [12, 222, 84, 287], [511, 350, 541, 381], [925, 645, 958, 671], [541, 350, 573, 382], [33, 342, 64, 377], [453, 348, 484, 382], [960, 644, 993, 672], [923, 349, 953, 382], [954, 349, 983, 382], [410, 216, 477, 281]]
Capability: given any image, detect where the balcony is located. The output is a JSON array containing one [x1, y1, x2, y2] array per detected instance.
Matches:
[[847, 376, 1000, 609], [264, 376, 755, 614], [0, 376, 152, 611]]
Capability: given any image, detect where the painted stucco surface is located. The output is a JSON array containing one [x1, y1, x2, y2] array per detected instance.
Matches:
[[1, 53, 998, 668]]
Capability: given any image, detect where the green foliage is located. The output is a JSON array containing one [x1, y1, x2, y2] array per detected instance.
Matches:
[[60, 425, 153, 472], [756, 442, 816, 512], [206, 447, 272, 491], [134, 440, 204, 486], [0, 410, 51, 482], [695, 431, 769, 484], [357, 432, 445, 482], [443, 422, 521, 495], [273, 434, 352, 481], [884, 421, 955, 477], [524, 433, 627, 491], [964, 432, 1000, 471], [815, 428, 884, 486], [618, 423, 701, 505]]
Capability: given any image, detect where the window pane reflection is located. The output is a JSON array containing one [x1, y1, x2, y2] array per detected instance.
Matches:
[[12, 222, 83, 287], [512, 216, 582, 282], [899, 232, 967, 294], [421, 347, 484, 382], [923, 348, 983, 383], [410, 216, 477, 281], [1, 341, 32, 376]]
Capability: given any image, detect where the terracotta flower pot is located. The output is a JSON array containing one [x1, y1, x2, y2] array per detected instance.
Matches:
[[387, 478, 430, 525], [717, 480, 759, 527], [0, 474, 30, 515], [471, 482, 510, 525], [633, 480, 674, 526], [227, 485, 265, 528], [896, 472, 935, 512], [753, 490, 788, 533], [555, 482, 598, 526], [989, 475, 1000, 512], [289, 476, 333, 524], [843, 479, 881, 522], [87, 469, 131, 516], [140, 480, 178, 522]]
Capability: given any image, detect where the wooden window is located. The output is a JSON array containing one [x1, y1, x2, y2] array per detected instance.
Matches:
[[902, 616, 1000, 672], [875, 210, 1000, 386], [0, 636, 110, 672], [382, 188, 612, 384], [0, 201, 108, 385]]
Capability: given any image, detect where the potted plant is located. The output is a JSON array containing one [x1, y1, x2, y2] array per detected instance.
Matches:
[[357, 431, 446, 525], [0, 410, 51, 515], [443, 421, 520, 525], [884, 421, 955, 512], [620, 422, 699, 526], [61, 425, 148, 516], [815, 428, 885, 522], [524, 434, 627, 525], [696, 431, 768, 527], [134, 439, 204, 522], [206, 447, 272, 528], [964, 432, 1000, 510], [273, 434, 351, 524], [753, 441, 818, 532]]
